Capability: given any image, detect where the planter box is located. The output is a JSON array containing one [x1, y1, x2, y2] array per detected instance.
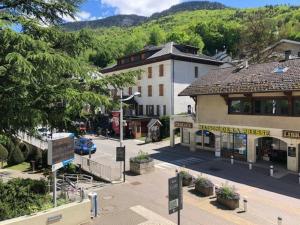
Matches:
[[195, 184, 214, 196], [182, 177, 193, 186], [130, 160, 154, 175], [217, 196, 239, 210]]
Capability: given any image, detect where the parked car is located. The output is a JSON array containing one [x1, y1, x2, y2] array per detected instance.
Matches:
[[74, 137, 96, 155]]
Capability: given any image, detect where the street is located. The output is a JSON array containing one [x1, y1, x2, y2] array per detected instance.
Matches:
[[83, 137, 300, 225]]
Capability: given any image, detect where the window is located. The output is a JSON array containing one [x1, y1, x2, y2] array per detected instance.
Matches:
[[298, 52, 300, 57], [138, 105, 143, 115], [146, 105, 154, 116], [128, 87, 132, 95], [156, 105, 160, 116], [159, 64, 164, 77], [148, 67, 152, 78], [254, 99, 288, 115], [221, 133, 247, 160], [138, 86, 142, 96], [148, 85, 152, 97], [159, 84, 164, 96], [163, 105, 167, 115], [229, 99, 251, 114], [293, 99, 300, 115], [195, 66, 199, 78]]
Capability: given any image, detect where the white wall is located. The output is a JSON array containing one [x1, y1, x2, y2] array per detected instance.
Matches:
[[173, 60, 219, 115], [105, 60, 172, 116]]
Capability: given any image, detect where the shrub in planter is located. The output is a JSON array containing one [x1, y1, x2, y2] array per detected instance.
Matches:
[[216, 184, 240, 210], [179, 171, 193, 186], [130, 151, 154, 175], [195, 177, 214, 196]]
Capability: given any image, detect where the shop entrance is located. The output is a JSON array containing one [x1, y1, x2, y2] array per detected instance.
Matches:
[[195, 130, 215, 150], [256, 137, 287, 166]]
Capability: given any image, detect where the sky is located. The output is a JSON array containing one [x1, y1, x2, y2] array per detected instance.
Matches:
[[63, 0, 300, 22]]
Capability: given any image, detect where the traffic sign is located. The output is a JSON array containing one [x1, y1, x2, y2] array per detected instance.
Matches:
[[168, 174, 182, 215]]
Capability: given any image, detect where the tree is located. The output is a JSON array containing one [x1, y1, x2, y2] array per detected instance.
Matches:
[[7, 146, 24, 166], [148, 26, 166, 46], [239, 10, 278, 61], [0, 144, 8, 168], [0, 0, 139, 139]]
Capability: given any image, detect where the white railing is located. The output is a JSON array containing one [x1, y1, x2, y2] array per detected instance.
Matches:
[[18, 132, 48, 150]]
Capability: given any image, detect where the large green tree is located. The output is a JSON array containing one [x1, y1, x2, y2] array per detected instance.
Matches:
[[0, 0, 138, 137]]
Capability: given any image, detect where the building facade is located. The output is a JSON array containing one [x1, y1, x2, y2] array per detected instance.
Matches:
[[101, 42, 224, 117], [171, 58, 300, 172]]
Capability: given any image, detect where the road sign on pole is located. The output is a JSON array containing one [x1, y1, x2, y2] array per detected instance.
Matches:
[[168, 173, 183, 225], [116, 146, 126, 182]]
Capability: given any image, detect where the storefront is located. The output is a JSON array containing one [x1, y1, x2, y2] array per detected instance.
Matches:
[[170, 116, 300, 171]]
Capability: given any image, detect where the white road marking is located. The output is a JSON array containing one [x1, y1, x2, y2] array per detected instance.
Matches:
[[130, 205, 175, 225]]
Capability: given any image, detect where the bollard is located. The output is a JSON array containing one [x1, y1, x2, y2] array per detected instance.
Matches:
[[243, 197, 248, 212], [231, 155, 234, 165], [88, 192, 98, 218], [277, 216, 282, 225], [298, 173, 300, 184], [249, 160, 252, 170], [270, 165, 274, 177]]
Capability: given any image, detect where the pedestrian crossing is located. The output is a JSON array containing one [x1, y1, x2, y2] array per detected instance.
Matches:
[[155, 157, 204, 170]]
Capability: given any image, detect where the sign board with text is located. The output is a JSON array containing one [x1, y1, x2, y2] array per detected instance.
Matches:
[[283, 130, 300, 139], [48, 137, 74, 170], [174, 122, 193, 129], [116, 146, 125, 162], [168, 175, 182, 214]]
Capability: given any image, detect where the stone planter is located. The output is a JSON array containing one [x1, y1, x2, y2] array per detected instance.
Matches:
[[195, 184, 214, 196], [130, 160, 154, 175], [216, 196, 239, 210], [182, 176, 193, 186]]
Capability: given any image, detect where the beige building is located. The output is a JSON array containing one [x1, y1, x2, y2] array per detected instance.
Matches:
[[171, 58, 300, 172]]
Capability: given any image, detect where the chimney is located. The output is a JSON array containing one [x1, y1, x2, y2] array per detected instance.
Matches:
[[285, 50, 291, 61]]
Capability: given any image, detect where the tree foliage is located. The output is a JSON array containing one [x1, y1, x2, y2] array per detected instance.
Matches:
[[0, 0, 138, 138]]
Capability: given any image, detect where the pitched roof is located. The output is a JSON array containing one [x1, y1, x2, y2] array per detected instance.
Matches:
[[179, 58, 300, 96], [101, 42, 223, 73]]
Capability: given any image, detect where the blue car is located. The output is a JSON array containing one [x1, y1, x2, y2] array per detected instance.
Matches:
[[74, 137, 97, 155]]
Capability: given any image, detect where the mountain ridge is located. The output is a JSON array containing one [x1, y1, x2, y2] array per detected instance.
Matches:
[[62, 1, 228, 31]]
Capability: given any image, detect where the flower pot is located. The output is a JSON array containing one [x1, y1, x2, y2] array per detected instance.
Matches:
[[182, 176, 193, 186], [195, 184, 214, 196], [216, 196, 239, 210], [130, 160, 154, 175]]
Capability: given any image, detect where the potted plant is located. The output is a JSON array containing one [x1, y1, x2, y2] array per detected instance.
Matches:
[[216, 184, 240, 210], [130, 151, 154, 175], [195, 177, 214, 196], [179, 171, 193, 186]]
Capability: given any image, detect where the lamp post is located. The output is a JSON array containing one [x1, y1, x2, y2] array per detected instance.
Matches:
[[119, 90, 140, 147]]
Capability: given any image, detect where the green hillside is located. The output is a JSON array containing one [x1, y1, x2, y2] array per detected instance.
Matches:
[[82, 6, 300, 68]]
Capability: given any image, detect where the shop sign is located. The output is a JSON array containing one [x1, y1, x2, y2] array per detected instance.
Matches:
[[174, 122, 193, 128], [199, 125, 270, 136], [282, 130, 300, 139]]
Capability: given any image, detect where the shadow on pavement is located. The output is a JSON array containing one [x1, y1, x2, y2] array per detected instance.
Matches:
[[149, 144, 300, 199]]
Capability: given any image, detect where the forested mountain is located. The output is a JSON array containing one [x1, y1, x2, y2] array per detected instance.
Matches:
[[63, 14, 147, 31], [62, 1, 228, 31], [81, 5, 300, 68], [151, 1, 228, 18]]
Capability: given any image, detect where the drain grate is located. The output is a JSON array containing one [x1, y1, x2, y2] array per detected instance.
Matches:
[[130, 181, 142, 186]]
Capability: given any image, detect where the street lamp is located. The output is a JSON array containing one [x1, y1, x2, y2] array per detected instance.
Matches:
[[119, 90, 140, 147]]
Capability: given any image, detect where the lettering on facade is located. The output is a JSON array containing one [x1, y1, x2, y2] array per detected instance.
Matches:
[[174, 122, 193, 129], [283, 130, 300, 139], [199, 125, 270, 136]]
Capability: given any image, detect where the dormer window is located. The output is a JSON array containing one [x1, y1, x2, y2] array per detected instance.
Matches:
[[273, 66, 289, 74]]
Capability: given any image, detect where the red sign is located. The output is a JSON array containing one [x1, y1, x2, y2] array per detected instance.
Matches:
[[112, 111, 120, 135]]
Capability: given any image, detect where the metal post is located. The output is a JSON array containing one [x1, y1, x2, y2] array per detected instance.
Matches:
[[277, 216, 282, 225], [123, 146, 126, 182], [270, 165, 274, 177], [243, 197, 248, 212], [120, 89, 123, 148], [231, 155, 234, 165], [177, 172, 180, 225], [249, 160, 252, 170], [53, 170, 57, 207]]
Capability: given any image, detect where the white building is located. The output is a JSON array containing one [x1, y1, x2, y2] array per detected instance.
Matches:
[[101, 42, 225, 117]]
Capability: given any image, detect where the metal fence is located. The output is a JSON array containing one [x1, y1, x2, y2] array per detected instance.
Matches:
[[76, 156, 122, 182]]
